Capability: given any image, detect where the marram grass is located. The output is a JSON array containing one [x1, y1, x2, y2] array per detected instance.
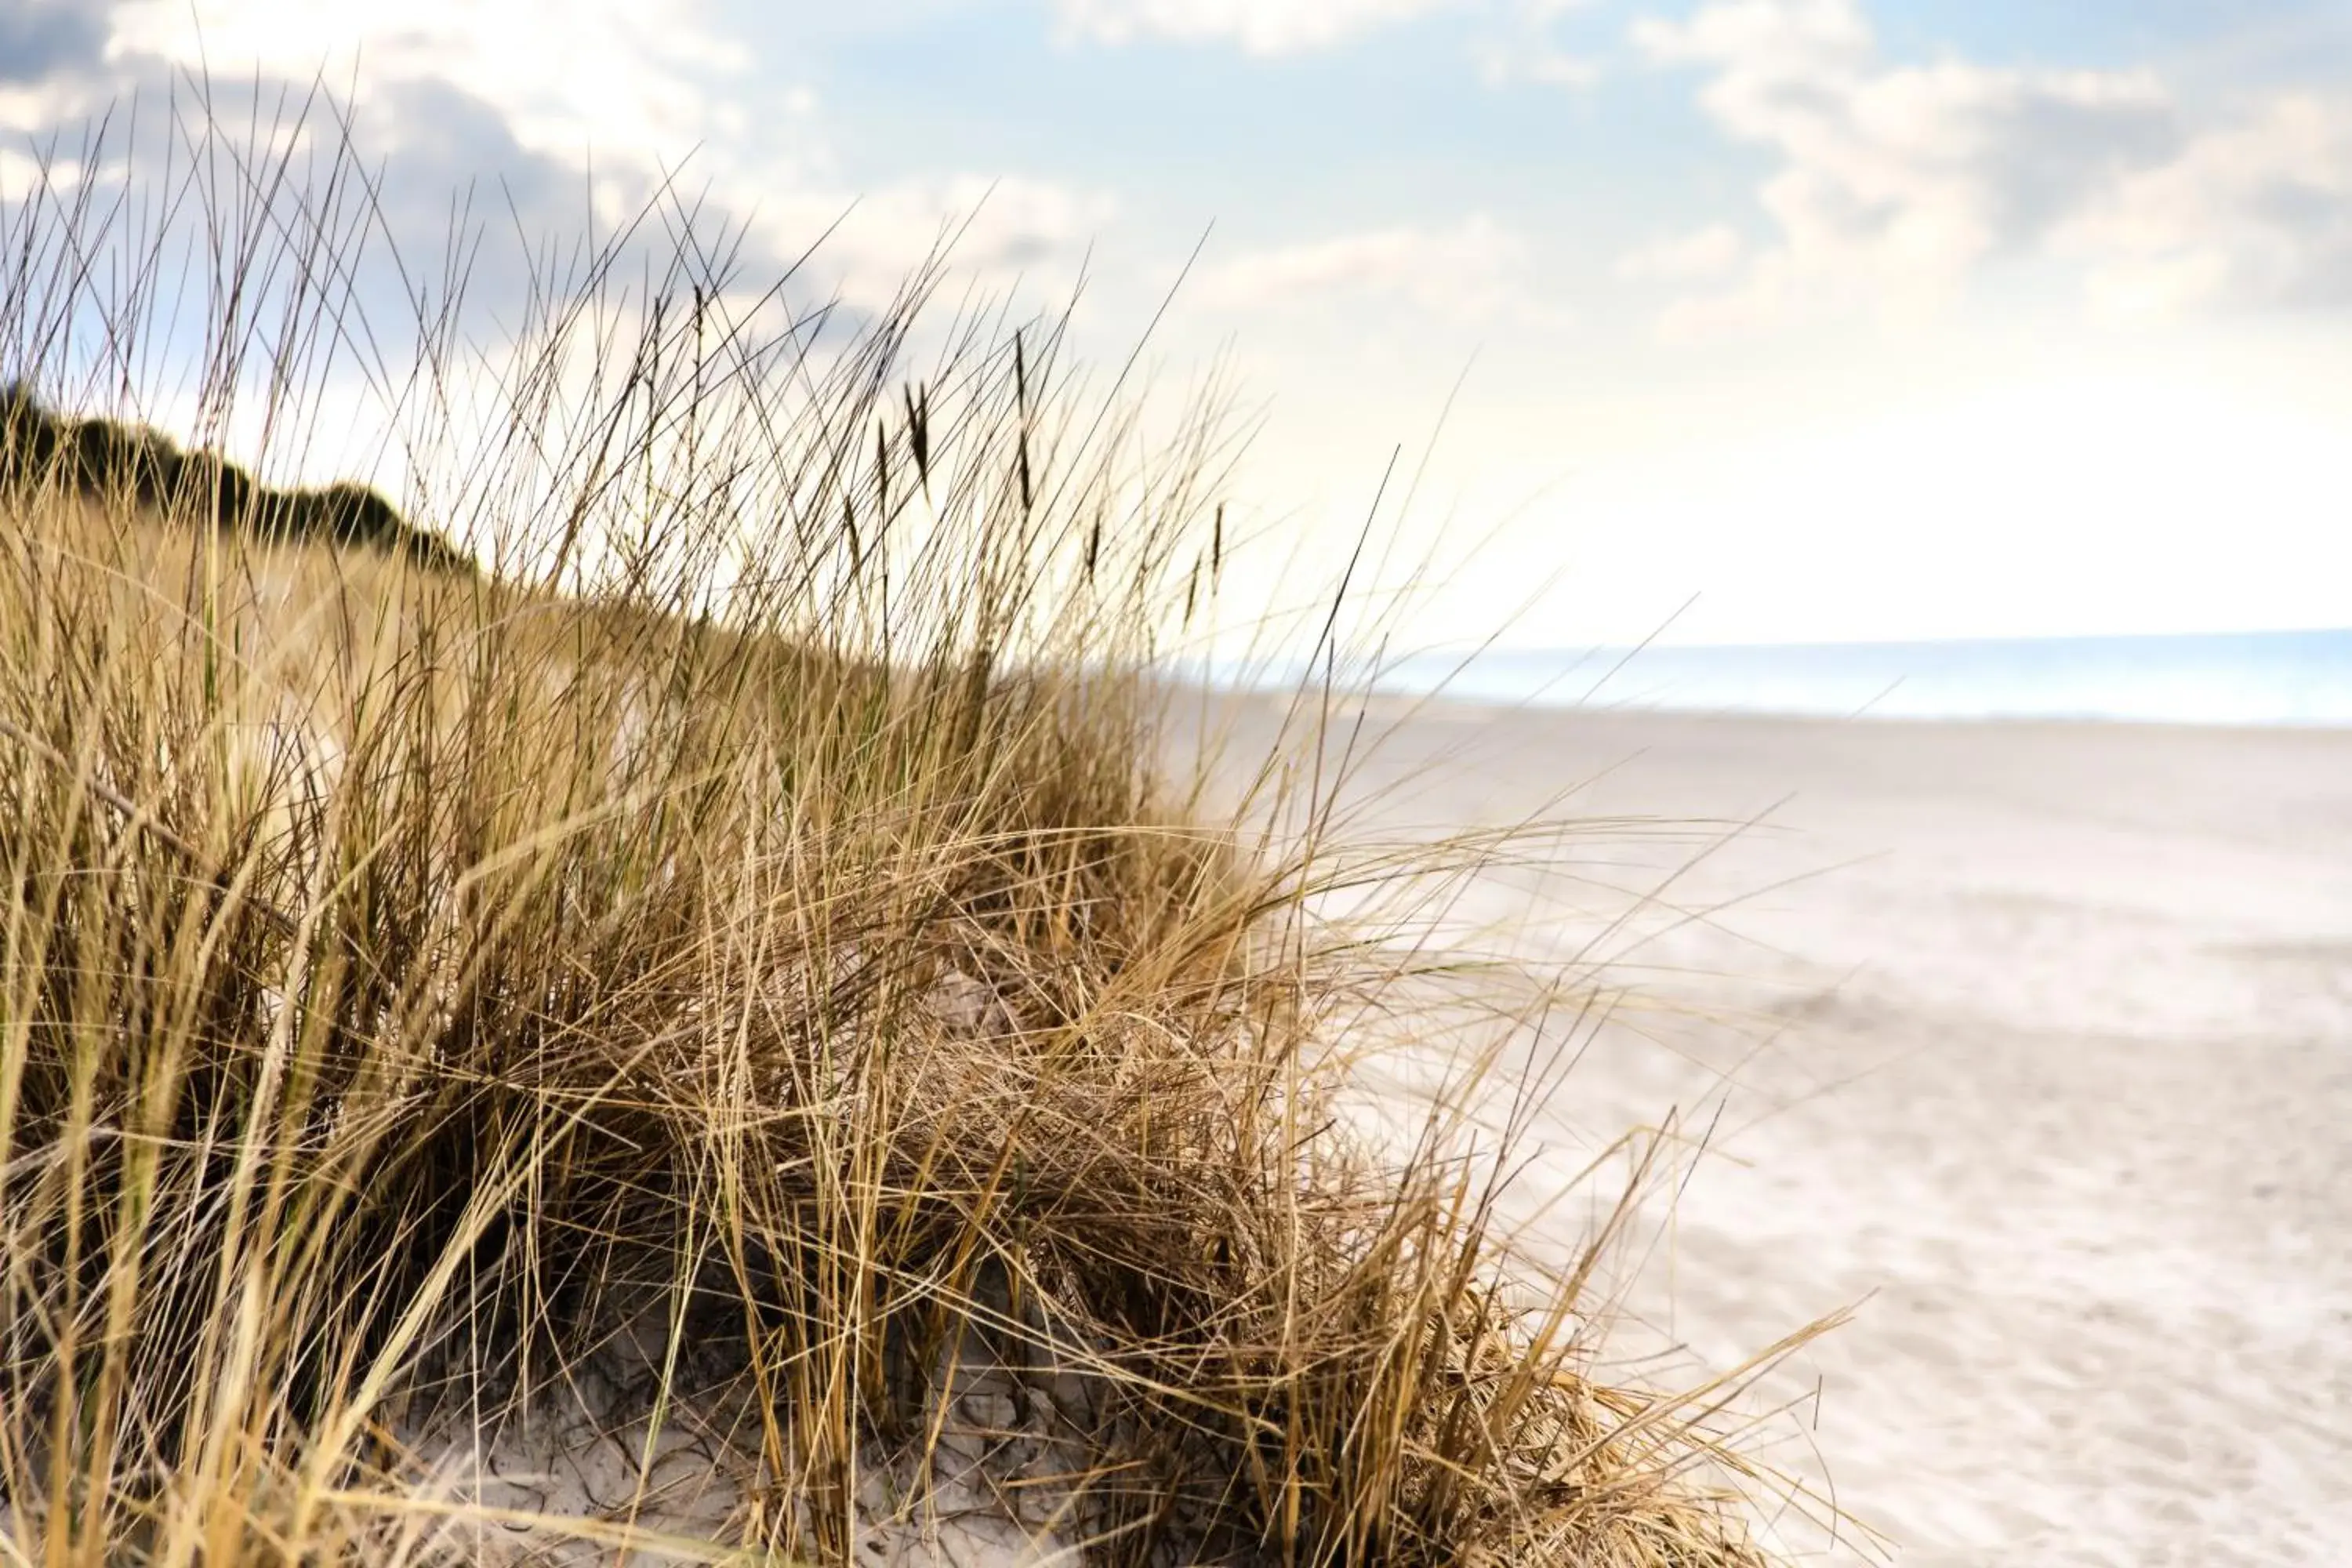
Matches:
[[0, 105, 1813, 1567]]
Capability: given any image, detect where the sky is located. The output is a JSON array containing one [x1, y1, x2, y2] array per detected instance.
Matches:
[[2, 0, 2349, 650]]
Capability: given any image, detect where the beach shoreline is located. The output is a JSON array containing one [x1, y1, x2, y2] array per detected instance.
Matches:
[[1198, 694, 2352, 1566]]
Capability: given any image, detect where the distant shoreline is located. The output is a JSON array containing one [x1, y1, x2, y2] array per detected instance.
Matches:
[[1182, 626, 2352, 730]]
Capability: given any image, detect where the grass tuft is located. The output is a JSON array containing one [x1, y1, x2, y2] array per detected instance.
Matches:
[[0, 101, 1804, 1567]]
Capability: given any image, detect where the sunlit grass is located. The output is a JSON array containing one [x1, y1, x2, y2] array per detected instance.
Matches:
[[0, 100, 1809, 1566]]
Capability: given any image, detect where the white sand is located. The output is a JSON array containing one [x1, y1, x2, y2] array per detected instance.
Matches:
[[1208, 697, 2352, 1567], [392, 1281, 1118, 1567], [32, 699, 2333, 1566]]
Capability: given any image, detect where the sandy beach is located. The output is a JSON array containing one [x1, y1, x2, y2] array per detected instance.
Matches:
[[1206, 696, 2352, 1566]]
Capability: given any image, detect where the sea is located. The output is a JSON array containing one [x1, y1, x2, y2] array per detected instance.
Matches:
[[1206, 629, 2352, 728]]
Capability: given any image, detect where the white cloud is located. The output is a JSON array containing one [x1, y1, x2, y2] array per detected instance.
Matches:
[[106, 0, 753, 191], [1192, 216, 1553, 325], [1059, 0, 1599, 74], [1, 1, 1110, 321], [1474, 0, 1601, 87], [2056, 94, 2352, 321], [1617, 223, 1745, 281], [1633, 0, 2181, 335], [1484, 48, 1600, 87], [1057, 0, 1461, 56], [753, 176, 1119, 309], [1628, 0, 2352, 332], [1475, 38, 1599, 88], [0, 74, 100, 136], [0, 141, 79, 197]]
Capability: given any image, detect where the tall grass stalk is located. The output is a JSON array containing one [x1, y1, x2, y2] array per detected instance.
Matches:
[[0, 101, 1813, 1566]]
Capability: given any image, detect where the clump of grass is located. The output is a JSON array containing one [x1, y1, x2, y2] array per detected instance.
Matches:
[[0, 103, 1800, 1566]]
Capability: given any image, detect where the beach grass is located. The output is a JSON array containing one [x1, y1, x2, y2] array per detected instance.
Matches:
[[0, 103, 1803, 1566]]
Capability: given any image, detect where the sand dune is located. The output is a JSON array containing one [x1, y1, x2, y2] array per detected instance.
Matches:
[[1208, 699, 2352, 1566]]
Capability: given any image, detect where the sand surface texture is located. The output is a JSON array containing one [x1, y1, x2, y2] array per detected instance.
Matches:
[[1208, 698, 2352, 1567]]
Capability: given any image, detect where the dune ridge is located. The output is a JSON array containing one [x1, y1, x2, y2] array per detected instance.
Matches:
[[1, 383, 473, 572]]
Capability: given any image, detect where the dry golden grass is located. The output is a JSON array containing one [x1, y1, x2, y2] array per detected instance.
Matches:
[[0, 103, 1812, 1568]]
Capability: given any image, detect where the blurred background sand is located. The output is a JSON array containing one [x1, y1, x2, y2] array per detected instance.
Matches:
[[1208, 697, 2352, 1566]]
